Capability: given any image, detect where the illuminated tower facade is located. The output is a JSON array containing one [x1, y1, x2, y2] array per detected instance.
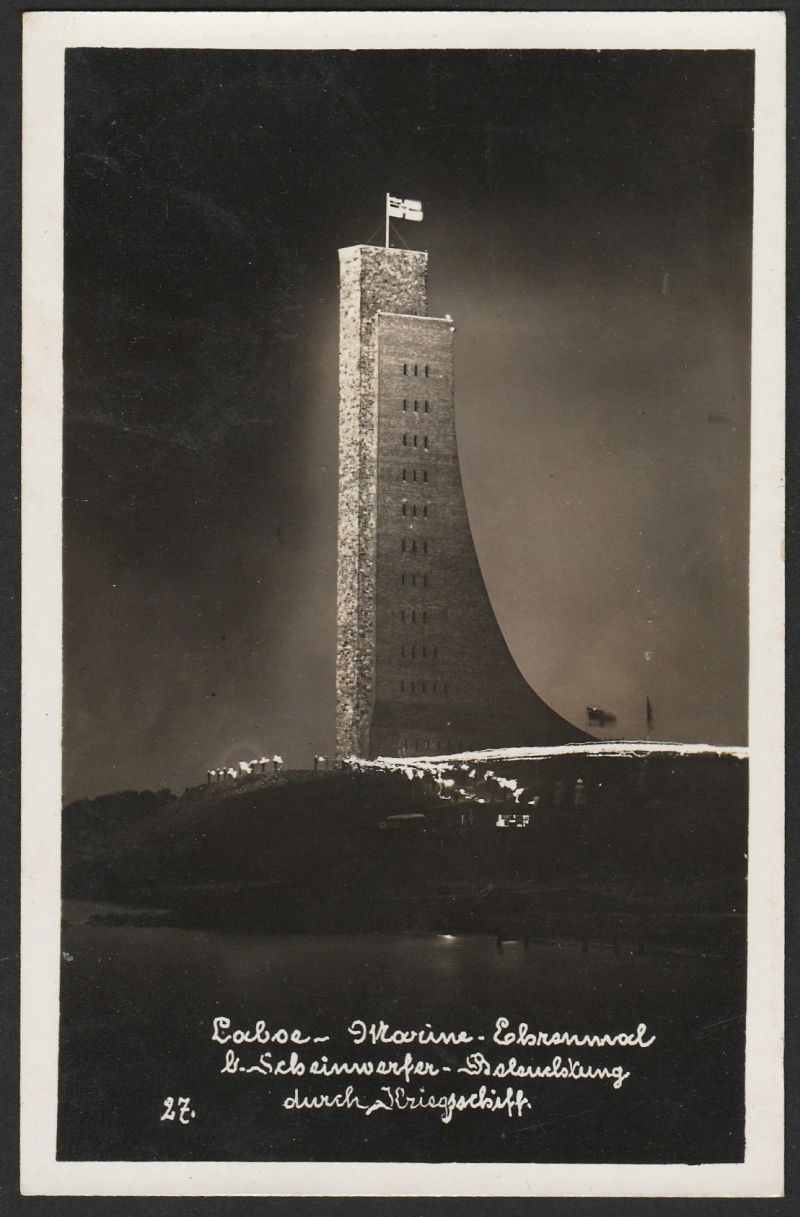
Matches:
[[336, 244, 584, 758]]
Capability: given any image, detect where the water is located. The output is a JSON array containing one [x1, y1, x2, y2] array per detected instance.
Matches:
[[58, 923, 745, 1163]]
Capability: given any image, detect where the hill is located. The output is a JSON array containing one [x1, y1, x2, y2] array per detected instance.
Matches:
[[62, 750, 747, 952]]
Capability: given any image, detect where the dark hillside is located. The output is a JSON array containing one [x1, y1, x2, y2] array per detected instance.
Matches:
[[63, 753, 746, 951]]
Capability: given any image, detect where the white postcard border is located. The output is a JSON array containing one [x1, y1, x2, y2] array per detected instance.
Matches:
[[20, 9, 785, 1198]]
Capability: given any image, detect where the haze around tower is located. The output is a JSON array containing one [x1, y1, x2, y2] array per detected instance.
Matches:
[[62, 49, 753, 799]]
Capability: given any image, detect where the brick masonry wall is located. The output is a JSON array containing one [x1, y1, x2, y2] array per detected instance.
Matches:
[[338, 244, 585, 759], [337, 246, 428, 757]]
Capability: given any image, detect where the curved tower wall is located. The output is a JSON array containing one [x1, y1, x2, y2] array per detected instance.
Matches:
[[336, 244, 585, 759]]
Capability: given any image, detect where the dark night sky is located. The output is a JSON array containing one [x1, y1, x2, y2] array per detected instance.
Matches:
[[63, 49, 753, 801]]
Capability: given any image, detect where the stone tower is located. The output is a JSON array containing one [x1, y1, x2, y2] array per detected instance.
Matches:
[[336, 243, 585, 759]]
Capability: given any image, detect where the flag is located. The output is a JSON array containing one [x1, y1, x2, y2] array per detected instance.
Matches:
[[586, 706, 617, 727], [388, 196, 423, 222]]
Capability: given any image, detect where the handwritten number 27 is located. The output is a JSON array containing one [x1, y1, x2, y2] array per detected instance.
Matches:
[[161, 1096, 195, 1124]]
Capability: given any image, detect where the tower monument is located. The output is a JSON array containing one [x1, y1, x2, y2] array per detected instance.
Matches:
[[336, 243, 585, 759]]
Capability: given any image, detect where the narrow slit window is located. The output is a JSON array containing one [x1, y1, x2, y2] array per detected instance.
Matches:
[[422, 610, 427, 623], [411, 609, 416, 623], [402, 502, 407, 516], [423, 540, 428, 554], [402, 468, 407, 482], [414, 364, 419, 376], [412, 470, 418, 482], [411, 681, 416, 693], [413, 435, 418, 447], [411, 573, 417, 586], [423, 505, 428, 517], [422, 470, 428, 483], [400, 609, 406, 622], [403, 434, 407, 446], [422, 574, 429, 587], [412, 540, 417, 553], [423, 435, 428, 449], [424, 365, 429, 377], [402, 398, 407, 411], [403, 362, 407, 375], [412, 504, 418, 517], [424, 400, 429, 412]]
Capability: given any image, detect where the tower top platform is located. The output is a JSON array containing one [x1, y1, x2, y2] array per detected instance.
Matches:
[[338, 243, 430, 323], [338, 243, 427, 258]]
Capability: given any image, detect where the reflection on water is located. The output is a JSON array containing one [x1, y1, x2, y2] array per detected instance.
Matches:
[[58, 924, 745, 1164]]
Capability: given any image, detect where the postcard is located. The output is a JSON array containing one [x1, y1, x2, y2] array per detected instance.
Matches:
[[20, 9, 785, 1198]]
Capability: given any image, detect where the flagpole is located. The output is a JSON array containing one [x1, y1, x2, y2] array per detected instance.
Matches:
[[385, 193, 390, 249]]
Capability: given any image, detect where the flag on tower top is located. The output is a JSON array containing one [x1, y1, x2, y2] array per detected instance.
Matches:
[[387, 196, 423, 221]]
